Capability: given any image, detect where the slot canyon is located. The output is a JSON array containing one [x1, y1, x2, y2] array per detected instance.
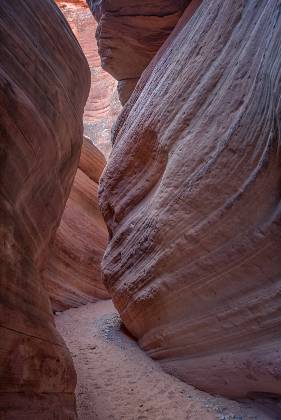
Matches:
[[0, 0, 280, 419]]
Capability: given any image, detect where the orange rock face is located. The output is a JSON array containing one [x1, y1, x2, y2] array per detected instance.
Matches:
[[57, 0, 121, 158], [87, 0, 192, 104], [0, 0, 90, 418], [100, 0, 281, 398], [44, 137, 109, 311]]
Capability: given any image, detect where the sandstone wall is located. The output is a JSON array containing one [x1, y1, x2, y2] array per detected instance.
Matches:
[[57, 0, 121, 158], [87, 0, 192, 104], [0, 0, 90, 417], [99, 0, 281, 398], [44, 137, 109, 312]]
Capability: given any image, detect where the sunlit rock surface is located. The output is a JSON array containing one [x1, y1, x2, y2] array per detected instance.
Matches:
[[86, 0, 191, 104], [100, 0, 281, 398], [57, 0, 121, 158], [44, 137, 109, 312], [0, 0, 90, 417]]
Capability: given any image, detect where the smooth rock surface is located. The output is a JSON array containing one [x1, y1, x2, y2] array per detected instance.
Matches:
[[87, 0, 191, 104], [100, 0, 281, 398], [0, 0, 90, 417], [57, 0, 121, 157], [44, 137, 109, 312]]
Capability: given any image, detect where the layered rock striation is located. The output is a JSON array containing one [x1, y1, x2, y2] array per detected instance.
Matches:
[[57, 0, 121, 157], [44, 137, 109, 312], [87, 0, 192, 104], [0, 0, 90, 417], [99, 0, 281, 398]]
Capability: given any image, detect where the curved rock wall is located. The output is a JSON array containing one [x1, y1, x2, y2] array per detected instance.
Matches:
[[87, 0, 192, 104], [0, 0, 90, 417], [44, 137, 109, 312], [57, 0, 121, 157], [99, 0, 281, 398]]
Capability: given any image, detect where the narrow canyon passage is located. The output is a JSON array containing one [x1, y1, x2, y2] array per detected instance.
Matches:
[[1, 0, 281, 418], [56, 301, 280, 420]]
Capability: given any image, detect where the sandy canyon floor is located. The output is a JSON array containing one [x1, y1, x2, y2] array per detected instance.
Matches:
[[56, 301, 281, 420]]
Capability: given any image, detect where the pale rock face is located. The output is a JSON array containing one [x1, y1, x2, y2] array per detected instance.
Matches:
[[44, 137, 109, 311], [100, 0, 281, 398], [0, 0, 90, 418], [86, 0, 192, 104], [57, 0, 121, 158]]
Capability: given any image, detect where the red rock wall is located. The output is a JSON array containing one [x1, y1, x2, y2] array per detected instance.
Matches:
[[99, 0, 281, 398], [0, 0, 90, 417], [57, 0, 121, 158], [86, 0, 192, 104], [44, 137, 109, 311]]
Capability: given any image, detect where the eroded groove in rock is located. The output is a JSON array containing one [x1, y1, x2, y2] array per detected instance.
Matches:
[[44, 137, 109, 312], [100, 0, 281, 397], [57, 0, 121, 158], [0, 0, 90, 417], [87, 0, 192, 104]]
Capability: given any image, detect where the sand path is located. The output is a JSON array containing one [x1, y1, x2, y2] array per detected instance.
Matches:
[[56, 300, 280, 420]]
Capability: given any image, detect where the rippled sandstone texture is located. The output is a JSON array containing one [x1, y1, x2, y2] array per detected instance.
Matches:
[[86, 0, 192, 104], [100, 0, 281, 398], [57, 0, 121, 158], [0, 0, 90, 418], [44, 137, 109, 312]]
